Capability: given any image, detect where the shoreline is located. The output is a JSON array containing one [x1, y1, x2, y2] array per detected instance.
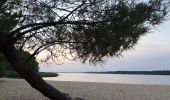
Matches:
[[1, 78, 170, 100], [2, 77, 170, 86], [45, 80, 170, 86]]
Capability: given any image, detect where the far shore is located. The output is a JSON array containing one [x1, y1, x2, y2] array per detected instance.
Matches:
[[1, 78, 170, 100], [85, 70, 170, 75]]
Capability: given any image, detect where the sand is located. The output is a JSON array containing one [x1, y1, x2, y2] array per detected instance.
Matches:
[[0, 78, 170, 100]]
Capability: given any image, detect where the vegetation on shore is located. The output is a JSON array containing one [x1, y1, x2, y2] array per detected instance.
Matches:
[[38, 72, 59, 77], [0, 52, 58, 78], [85, 71, 170, 75], [0, 70, 58, 78]]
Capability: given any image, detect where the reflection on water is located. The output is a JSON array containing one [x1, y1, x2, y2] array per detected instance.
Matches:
[[43, 73, 170, 85]]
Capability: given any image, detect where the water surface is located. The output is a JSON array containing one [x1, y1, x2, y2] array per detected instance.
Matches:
[[44, 73, 170, 85]]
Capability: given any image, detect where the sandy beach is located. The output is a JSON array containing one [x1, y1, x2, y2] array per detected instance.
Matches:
[[0, 78, 170, 100]]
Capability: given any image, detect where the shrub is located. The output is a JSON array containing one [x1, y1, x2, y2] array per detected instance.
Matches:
[[4, 70, 21, 78], [38, 72, 59, 77]]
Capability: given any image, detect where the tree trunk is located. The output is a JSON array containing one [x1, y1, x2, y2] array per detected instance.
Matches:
[[2, 45, 68, 100]]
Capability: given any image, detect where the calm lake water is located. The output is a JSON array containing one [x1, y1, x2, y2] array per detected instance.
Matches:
[[43, 73, 170, 85]]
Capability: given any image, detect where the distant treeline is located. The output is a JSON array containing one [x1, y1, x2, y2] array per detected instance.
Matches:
[[0, 70, 59, 78], [85, 71, 170, 75]]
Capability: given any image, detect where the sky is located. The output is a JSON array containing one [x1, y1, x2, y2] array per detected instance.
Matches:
[[39, 19, 170, 72]]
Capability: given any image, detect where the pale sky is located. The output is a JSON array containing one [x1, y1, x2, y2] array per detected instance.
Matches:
[[40, 19, 170, 72]]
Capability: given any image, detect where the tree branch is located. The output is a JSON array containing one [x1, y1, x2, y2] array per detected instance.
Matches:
[[59, 0, 86, 22], [8, 0, 86, 39], [9, 20, 106, 43]]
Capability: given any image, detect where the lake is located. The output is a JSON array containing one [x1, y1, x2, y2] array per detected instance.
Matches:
[[43, 73, 170, 85]]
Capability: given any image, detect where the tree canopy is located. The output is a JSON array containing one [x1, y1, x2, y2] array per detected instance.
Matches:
[[1, 0, 169, 64]]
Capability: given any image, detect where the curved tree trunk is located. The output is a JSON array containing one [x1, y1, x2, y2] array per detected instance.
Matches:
[[2, 45, 68, 100]]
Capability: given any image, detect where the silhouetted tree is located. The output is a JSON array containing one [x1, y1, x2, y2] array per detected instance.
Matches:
[[0, 50, 39, 72], [0, 54, 6, 77], [0, 0, 169, 99]]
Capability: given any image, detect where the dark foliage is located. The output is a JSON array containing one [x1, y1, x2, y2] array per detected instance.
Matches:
[[38, 72, 58, 77], [1, 0, 169, 64], [0, 50, 39, 71]]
